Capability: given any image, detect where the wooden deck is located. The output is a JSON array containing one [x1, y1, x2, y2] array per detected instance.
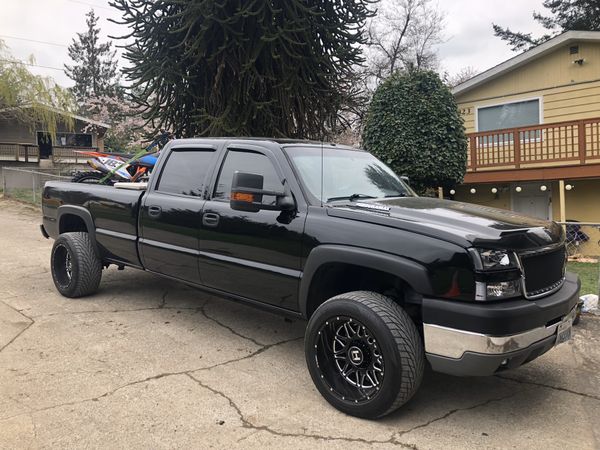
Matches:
[[465, 117, 600, 182]]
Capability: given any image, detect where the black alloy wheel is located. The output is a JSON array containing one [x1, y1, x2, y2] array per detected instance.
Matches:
[[305, 291, 424, 419], [314, 316, 384, 404], [50, 232, 102, 298]]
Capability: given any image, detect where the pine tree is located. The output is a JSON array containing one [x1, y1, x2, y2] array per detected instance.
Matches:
[[110, 0, 373, 139], [65, 9, 119, 103], [493, 0, 600, 52]]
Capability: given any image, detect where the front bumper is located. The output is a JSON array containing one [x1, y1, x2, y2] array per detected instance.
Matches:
[[423, 272, 580, 376]]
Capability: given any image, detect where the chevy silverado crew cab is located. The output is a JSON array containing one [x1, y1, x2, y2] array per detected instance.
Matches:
[[41, 138, 580, 419]]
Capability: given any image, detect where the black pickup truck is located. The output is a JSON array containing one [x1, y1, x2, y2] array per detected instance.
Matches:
[[41, 138, 580, 419]]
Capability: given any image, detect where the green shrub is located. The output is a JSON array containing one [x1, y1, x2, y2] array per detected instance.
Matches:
[[362, 70, 467, 192]]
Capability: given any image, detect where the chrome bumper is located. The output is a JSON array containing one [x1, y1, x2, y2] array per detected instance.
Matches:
[[423, 305, 577, 359]]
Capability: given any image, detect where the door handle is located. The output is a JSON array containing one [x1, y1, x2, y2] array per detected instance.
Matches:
[[202, 212, 220, 227], [148, 205, 162, 218]]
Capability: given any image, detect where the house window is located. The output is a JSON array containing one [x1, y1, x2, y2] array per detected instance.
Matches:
[[55, 133, 93, 147], [477, 99, 540, 132]]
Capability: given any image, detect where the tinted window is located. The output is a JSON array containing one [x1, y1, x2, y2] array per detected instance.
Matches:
[[157, 149, 214, 196], [214, 150, 281, 200]]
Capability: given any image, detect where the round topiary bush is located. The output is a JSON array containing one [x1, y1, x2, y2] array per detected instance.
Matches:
[[362, 70, 467, 192]]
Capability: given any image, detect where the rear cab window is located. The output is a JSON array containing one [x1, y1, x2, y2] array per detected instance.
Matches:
[[157, 149, 215, 197]]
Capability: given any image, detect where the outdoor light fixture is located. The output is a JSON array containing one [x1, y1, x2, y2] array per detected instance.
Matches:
[[540, 185, 547, 192], [491, 187, 498, 194], [566, 184, 573, 191], [470, 188, 476, 194], [515, 186, 522, 192], [450, 189, 456, 195]]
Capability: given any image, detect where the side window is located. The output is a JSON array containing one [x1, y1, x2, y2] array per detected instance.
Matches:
[[157, 149, 214, 196], [213, 150, 281, 200]]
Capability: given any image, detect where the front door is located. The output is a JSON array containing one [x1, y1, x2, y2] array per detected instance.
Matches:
[[198, 147, 305, 310], [37, 132, 52, 159], [512, 183, 551, 220], [139, 147, 217, 282]]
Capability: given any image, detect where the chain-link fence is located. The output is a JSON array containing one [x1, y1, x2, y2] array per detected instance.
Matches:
[[2, 167, 72, 205], [559, 222, 600, 299]]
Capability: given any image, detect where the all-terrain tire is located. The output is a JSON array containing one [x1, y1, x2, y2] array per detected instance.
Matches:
[[51, 232, 102, 298], [305, 291, 424, 419], [71, 171, 113, 185]]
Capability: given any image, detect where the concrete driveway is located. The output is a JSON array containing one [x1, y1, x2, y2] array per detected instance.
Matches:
[[1, 199, 599, 449]]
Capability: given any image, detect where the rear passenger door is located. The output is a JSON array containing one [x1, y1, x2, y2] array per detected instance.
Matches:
[[139, 147, 217, 283], [198, 146, 305, 311]]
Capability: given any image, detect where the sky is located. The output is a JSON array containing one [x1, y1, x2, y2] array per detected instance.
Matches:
[[0, 0, 550, 87]]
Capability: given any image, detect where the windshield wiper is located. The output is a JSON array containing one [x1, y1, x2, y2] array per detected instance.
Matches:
[[326, 193, 376, 203]]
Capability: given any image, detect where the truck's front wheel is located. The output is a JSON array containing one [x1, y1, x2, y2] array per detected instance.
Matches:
[[51, 232, 102, 298], [305, 291, 424, 419]]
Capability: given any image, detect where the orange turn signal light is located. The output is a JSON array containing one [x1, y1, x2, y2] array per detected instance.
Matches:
[[232, 192, 255, 203]]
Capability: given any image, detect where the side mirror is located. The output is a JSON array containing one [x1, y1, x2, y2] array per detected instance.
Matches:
[[230, 172, 294, 213], [400, 175, 410, 186]]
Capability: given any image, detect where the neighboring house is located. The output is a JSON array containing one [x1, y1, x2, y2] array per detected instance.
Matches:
[[0, 108, 109, 164], [452, 30, 600, 253]]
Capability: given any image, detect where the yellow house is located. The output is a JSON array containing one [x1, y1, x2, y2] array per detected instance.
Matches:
[[452, 30, 600, 254]]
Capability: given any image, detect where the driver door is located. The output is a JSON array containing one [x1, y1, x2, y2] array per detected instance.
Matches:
[[198, 146, 305, 310]]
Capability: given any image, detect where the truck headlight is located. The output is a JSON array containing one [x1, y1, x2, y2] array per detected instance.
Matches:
[[477, 249, 519, 270], [476, 279, 522, 301]]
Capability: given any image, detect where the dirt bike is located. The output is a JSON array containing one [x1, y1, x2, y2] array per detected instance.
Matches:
[[72, 132, 172, 185]]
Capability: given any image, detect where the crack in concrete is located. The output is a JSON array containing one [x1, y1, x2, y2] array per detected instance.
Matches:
[[496, 374, 600, 401], [395, 392, 519, 440], [0, 335, 303, 423], [30, 305, 203, 319], [184, 372, 416, 448], [199, 304, 265, 347], [0, 300, 35, 354], [158, 290, 168, 309]]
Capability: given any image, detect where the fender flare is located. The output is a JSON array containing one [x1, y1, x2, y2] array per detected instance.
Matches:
[[299, 245, 432, 318], [56, 205, 97, 245]]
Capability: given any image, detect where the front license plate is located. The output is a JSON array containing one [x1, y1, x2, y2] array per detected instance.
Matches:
[[555, 315, 573, 346]]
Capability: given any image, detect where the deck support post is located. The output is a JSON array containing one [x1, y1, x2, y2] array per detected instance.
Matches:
[[558, 179, 566, 223]]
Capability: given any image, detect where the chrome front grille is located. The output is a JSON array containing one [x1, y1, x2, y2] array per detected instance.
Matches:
[[519, 245, 567, 298]]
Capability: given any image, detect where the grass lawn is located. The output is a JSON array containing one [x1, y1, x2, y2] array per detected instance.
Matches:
[[567, 261, 598, 295]]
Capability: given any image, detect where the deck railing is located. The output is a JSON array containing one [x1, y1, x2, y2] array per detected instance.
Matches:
[[467, 117, 600, 171], [0, 143, 98, 163]]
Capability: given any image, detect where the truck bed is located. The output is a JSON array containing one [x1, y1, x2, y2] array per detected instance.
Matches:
[[42, 181, 146, 267]]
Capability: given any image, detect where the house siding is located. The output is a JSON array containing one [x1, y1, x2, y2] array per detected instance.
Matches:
[[456, 42, 600, 133]]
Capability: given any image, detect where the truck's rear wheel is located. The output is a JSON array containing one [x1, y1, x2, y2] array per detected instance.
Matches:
[[51, 232, 102, 298], [305, 291, 424, 419]]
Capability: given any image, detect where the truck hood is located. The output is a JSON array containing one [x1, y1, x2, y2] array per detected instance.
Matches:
[[327, 197, 563, 251]]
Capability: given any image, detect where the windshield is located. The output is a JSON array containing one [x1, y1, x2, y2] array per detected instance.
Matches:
[[284, 146, 415, 203]]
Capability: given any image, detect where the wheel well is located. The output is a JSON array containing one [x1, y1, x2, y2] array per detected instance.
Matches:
[[59, 214, 88, 234], [305, 263, 419, 319]]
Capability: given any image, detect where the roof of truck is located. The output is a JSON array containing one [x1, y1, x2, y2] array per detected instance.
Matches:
[[169, 137, 361, 151]]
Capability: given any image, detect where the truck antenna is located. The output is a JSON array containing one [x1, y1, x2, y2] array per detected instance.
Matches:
[[320, 139, 324, 207]]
